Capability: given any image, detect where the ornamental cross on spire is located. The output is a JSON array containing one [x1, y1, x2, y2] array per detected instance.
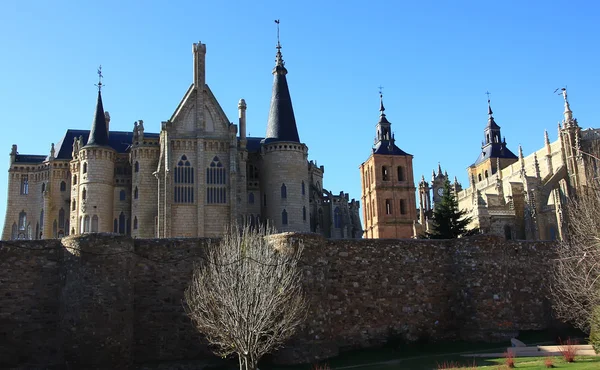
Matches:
[[95, 65, 103, 92]]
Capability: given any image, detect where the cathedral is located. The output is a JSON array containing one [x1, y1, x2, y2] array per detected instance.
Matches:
[[416, 89, 600, 240], [2, 40, 362, 240]]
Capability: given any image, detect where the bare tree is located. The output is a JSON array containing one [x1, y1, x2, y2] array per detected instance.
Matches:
[[551, 143, 600, 332], [184, 225, 307, 370]]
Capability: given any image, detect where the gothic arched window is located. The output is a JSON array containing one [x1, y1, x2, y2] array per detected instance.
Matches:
[[134, 187, 138, 199], [282, 209, 288, 225], [281, 183, 287, 199], [60, 181, 66, 192], [207, 156, 226, 204], [72, 200, 76, 211], [21, 175, 29, 195], [303, 206, 306, 221], [334, 207, 341, 228], [82, 187, 87, 200], [301, 181, 305, 195], [120, 190, 126, 201], [73, 174, 77, 185], [58, 208, 65, 228], [134, 161, 139, 173], [174, 155, 194, 203], [19, 210, 27, 230], [83, 162, 87, 174], [119, 212, 126, 234], [91, 215, 98, 232], [83, 215, 90, 233], [248, 192, 255, 204], [133, 217, 138, 230]]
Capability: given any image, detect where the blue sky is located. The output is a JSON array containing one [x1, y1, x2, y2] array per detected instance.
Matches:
[[1, 0, 598, 231]]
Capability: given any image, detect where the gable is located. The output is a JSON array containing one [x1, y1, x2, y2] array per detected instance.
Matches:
[[166, 84, 231, 138]]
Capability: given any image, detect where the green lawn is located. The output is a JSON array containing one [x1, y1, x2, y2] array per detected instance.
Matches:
[[354, 356, 600, 370], [261, 330, 596, 370]]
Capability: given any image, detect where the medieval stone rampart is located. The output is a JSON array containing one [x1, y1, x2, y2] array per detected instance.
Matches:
[[0, 234, 555, 368]]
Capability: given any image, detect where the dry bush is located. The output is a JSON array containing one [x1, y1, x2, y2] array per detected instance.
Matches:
[[558, 337, 578, 363], [503, 350, 515, 368]]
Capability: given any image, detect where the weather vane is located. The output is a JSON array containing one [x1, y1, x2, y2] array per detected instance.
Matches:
[[378, 85, 384, 96], [485, 90, 491, 101], [553, 87, 568, 104], [275, 19, 281, 49], [95, 65, 104, 92]]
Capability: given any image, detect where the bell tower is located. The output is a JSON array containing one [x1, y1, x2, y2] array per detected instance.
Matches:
[[359, 93, 417, 238]]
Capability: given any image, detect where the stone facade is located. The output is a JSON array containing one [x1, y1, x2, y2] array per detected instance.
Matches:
[[2, 41, 361, 241], [417, 90, 600, 240], [0, 233, 555, 368]]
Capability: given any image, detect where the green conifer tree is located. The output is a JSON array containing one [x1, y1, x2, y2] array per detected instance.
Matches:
[[428, 178, 472, 239]]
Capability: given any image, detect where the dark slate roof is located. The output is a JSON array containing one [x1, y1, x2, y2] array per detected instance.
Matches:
[[486, 116, 501, 130], [264, 49, 300, 144], [244, 137, 264, 153], [14, 154, 47, 163], [85, 91, 110, 147], [373, 141, 411, 156], [472, 143, 518, 166], [54, 129, 159, 160]]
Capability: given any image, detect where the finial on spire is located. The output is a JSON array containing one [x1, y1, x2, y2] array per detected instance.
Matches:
[[273, 20, 285, 69], [95, 65, 103, 92], [544, 129, 550, 145], [437, 162, 442, 175], [378, 86, 385, 113], [486, 91, 493, 117], [275, 19, 281, 49]]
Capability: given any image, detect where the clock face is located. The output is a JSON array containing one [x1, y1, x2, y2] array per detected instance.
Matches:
[[437, 188, 444, 196]]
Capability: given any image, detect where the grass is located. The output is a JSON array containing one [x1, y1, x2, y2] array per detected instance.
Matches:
[[260, 330, 594, 370]]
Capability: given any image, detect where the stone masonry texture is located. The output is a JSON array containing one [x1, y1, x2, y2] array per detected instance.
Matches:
[[0, 233, 555, 368]]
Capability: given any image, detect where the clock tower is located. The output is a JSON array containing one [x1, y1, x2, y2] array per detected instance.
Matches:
[[359, 94, 417, 238]]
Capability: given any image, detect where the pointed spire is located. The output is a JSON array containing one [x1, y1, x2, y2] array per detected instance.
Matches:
[[437, 162, 442, 176], [454, 176, 459, 185], [518, 145, 524, 160], [86, 66, 110, 147], [265, 20, 300, 143], [378, 92, 390, 124], [486, 96, 500, 129], [534, 152, 540, 178], [544, 129, 550, 146]]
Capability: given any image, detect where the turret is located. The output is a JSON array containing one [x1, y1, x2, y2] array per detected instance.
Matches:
[[72, 68, 116, 234], [260, 22, 309, 232]]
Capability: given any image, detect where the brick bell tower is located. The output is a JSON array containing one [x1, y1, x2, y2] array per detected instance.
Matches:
[[359, 93, 417, 238]]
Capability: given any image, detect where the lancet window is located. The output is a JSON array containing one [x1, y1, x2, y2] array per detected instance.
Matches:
[[174, 155, 194, 203], [207, 156, 226, 204]]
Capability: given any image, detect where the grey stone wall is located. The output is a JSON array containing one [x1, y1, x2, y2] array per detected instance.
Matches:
[[0, 234, 556, 368]]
